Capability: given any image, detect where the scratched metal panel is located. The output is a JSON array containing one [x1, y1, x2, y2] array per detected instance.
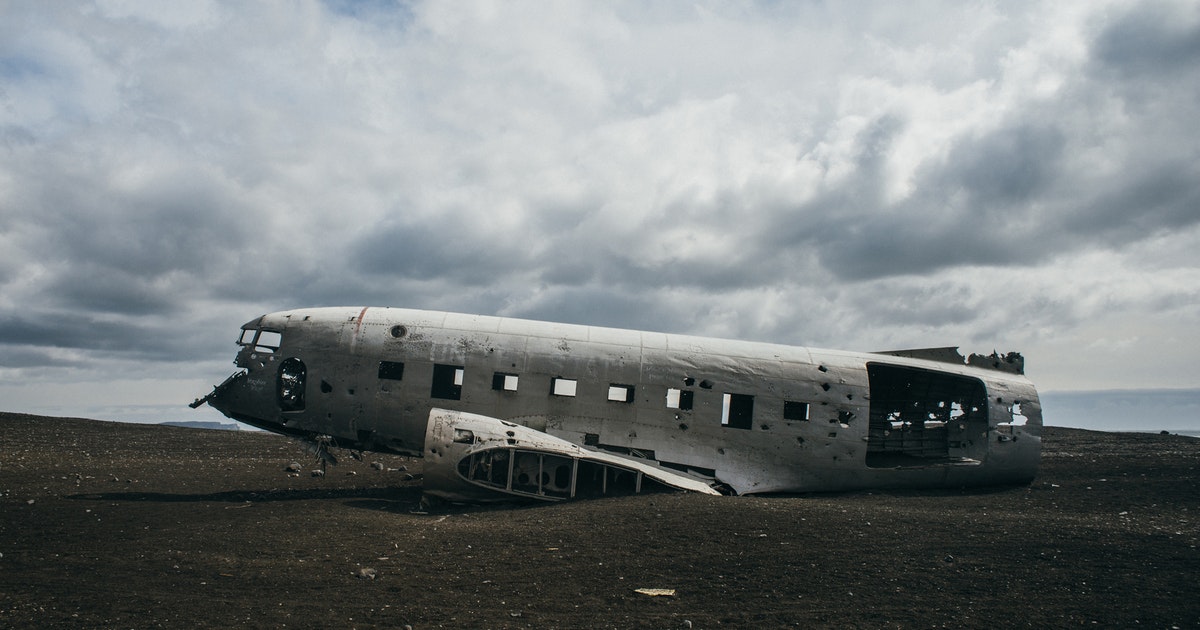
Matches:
[[585, 324, 644, 347], [497, 317, 590, 342], [440, 312, 503, 334]]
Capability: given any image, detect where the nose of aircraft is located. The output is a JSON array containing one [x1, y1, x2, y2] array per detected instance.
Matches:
[[192, 370, 288, 435]]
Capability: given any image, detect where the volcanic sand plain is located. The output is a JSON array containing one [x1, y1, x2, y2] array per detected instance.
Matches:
[[1, 413, 1197, 628]]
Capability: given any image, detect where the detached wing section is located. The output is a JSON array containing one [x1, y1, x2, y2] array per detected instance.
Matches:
[[423, 409, 721, 503]]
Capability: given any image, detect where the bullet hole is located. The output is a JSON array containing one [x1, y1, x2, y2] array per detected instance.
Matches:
[[320, 381, 332, 393], [699, 379, 714, 389], [822, 383, 831, 391], [796, 437, 805, 444], [679, 423, 689, 431], [683, 377, 696, 386], [390, 325, 407, 339], [818, 365, 828, 372]]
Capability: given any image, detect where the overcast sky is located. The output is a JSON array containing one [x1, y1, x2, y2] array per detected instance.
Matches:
[[1, 0, 1198, 426]]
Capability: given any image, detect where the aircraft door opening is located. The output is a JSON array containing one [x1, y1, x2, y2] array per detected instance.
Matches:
[[865, 363, 987, 467], [278, 358, 307, 412]]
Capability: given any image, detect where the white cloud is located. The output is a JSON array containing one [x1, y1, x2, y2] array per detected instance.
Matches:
[[1, 0, 1198, 424]]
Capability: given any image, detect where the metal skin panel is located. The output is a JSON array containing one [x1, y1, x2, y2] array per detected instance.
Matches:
[[197, 306, 1042, 499]]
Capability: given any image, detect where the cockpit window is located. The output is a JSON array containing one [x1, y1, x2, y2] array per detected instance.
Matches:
[[238, 329, 283, 353], [256, 331, 282, 351]]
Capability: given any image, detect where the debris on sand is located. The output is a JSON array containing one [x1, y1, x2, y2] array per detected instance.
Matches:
[[355, 567, 377, 580], [634, 588, 676, 597]]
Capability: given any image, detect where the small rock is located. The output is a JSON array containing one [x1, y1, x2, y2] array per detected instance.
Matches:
[[356, 567, 377, 580], [285, 462, 302, 473], [943, 554, 955, 563], [395, 465, 407, 472], [311, 470, 325, 478], [345, 471, 357, 476], [25, 499, 35, 505], [371, 462, 384, 471]]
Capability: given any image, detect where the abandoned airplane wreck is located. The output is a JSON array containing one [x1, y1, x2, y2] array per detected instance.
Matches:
[[194, 307, 1041, 503]]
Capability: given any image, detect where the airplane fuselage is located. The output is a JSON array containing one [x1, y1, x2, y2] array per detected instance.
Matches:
[[198, 307, 1041, 497]]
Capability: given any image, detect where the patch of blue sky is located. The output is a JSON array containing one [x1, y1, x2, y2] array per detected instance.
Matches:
[[321, 0, 416, 27], [0, 55, 47, 81]]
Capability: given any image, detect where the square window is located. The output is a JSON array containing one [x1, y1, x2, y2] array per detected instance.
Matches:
[[608, 384, 635, 403], [666, 388, 693, 410], [431, 364, 464, 400], [784, 400, 809, 421], [721, 393, 754, 430], [552, 377, 577, 397], [492, 372, 519, 391], [378, 361, 405, 381]]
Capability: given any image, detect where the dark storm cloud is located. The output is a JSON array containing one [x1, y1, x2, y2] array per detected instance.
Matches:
[[507, 288, 689, 334], [1093, 2, 1200, 77], [762, 120, 1067, 281], [1059, 163, 1200, 241], [0, 345, 81, 369], [939, 124, 1066, 209], [353, 218, 539, 289], [0, 312, 161, 358]]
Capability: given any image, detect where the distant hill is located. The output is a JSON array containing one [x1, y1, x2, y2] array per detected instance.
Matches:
[[161, 420, 240, 431], [1040, 388, 1200, 432]]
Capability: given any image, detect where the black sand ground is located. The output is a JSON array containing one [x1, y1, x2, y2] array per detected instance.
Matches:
[[1, 412, 1197, 628]]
